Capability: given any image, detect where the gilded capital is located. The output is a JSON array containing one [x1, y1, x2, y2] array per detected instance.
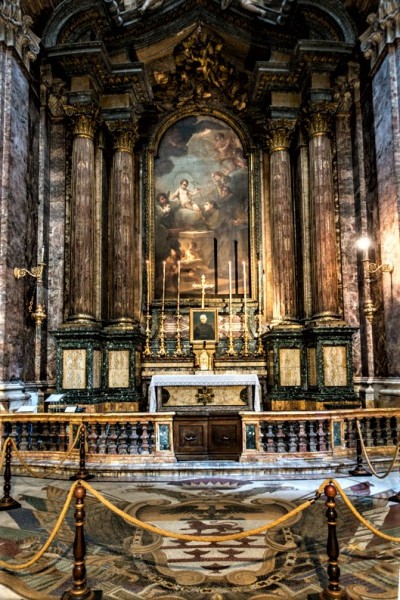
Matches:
[[65, 105, 99, 139], [305, 102, 336, 138], [107, 121, 138, 153], [0, 0, 40, 70], [267, 119, 297, 152]]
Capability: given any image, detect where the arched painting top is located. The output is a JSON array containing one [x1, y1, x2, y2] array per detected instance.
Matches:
[[299, 0, 357, 44], [42, 0, 107, 47], [151, 113, 252, 303]]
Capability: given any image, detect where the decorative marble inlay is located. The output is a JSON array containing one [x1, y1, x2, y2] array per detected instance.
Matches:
[[62, 349, 86, 389], [108, 349, 130, 388], [307, 347, 317, 387], [323, 346, 347, 387], [279, 348, 301, 387], [92, 350, 101, 389]]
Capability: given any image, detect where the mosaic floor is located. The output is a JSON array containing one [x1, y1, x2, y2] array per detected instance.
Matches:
[[0, 472, 399, 599]]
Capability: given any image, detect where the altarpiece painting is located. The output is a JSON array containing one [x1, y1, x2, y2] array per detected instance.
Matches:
[[153, 115, 250, 302]]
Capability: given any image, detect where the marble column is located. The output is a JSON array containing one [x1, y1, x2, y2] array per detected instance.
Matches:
[[67, 108, 98, 325], [267, 119, 298, 325], [0, 2, 39, 408], [107, 122, 137, 328], [306, 103, 341, 322]]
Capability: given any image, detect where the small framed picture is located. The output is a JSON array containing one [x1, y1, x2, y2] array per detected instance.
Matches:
[[190, 308, 218, 343]]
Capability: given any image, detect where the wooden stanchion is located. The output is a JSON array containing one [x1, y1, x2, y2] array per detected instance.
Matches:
[[319, 482, 348, 600], [61, 483, 101, 600], [0, 439, 21, 511], [70, 426, 94, 481]]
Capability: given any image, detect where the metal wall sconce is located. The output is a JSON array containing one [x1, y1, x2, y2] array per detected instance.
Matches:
[[357, 236, 394, 274], [357, 236, 394, 322], [14, 248, 47, 327]]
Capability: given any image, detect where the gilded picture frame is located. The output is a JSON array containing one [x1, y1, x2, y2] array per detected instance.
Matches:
[[151, 113, 253, 304], [190, 308, 218, 343]]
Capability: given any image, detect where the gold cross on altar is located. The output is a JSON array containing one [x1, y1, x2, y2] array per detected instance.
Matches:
[[192, 275, 214, 308]]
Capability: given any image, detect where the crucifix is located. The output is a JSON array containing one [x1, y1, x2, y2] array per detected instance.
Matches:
[[192, 275, 214, 308]]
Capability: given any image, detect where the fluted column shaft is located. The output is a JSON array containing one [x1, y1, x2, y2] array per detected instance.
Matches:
[[69, 111, 97, 323], [109, 123, 137, 326], [306, 105, 340, 320], [268, 119, 298, 324]]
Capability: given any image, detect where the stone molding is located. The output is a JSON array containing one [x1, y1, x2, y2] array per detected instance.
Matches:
[[0, 0, 40, 69], [360, 0, 400, 67]]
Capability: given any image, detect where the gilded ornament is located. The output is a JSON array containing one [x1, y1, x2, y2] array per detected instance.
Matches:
[[305, 102, 336, 137], [267, 119, 296, 152]]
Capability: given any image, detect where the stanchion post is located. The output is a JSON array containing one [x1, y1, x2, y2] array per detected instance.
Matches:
[[61, 483, 101, 600], [70, 425, 94, 481], [320, 483, 348, 600], [348, 423, 371, 477], [0, 439, 21, 511]]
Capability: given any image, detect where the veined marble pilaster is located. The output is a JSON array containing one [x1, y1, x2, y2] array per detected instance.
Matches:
[[306, 102, 342, 323], [107, 121, 138, 329], [361, 0, 400, 378], [267, 119, 299, 326], [66, 106, 99, 325]]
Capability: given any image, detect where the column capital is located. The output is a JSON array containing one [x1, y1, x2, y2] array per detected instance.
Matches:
[[65, 104, 99, 139], [266, 118, 297, 152], [106, 120, 139, 153], [360, 1, 400, 67], [0, 0, 40, 70], [304, 102, 337, 138]]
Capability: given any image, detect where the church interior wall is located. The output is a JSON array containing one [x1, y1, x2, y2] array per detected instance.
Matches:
[[1, 0, 399, 411]]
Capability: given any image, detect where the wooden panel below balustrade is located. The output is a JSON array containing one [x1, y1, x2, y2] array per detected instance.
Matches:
[[173, 414, 242, 461]]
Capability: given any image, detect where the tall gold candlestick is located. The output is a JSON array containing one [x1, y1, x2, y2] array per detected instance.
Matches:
[[143, 259, 152, 356], [158, 261, 167, 356], [256, 259, 264, 356], [175, 260, 183, 356], [227, 261, 236, 355], [242, 261, 250, 356]]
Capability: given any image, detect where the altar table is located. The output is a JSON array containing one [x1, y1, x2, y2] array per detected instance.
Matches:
[[149, 373, 261, 412]]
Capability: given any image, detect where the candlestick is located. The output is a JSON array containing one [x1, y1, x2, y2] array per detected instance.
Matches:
[[256, 259, 264, 356], [162, 260, 166, 311], [243, 261, 247, 306], [242, 261, 250, 356], [40, 246, 45, 264], [226, 261, 236, 355], [146, 260, 150, 313], [177, 260, 181, 309]]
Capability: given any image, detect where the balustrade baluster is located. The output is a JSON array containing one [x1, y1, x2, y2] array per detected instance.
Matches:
[[265, 423, 276, 452], [118, 423, 127, 455], [59, 421, 68, 452], [390, 416, 398, 445], [317, 420, 328, 452], [108, 424, 117, 455], [88, 423, 98, 454], [298, 421, 308, 452], [30, 422, 39, 451], [98, 424, 107, 454], [138, 422, 149, 455], [276, 422, 286, 453], [11, 423, 19, 450], [42, 421, 51, 450], [19, 422, 29, 452], [147, 422, 154, 453], [125, 422, 132, 454], [366, 417, 375, 447], [131, 422, 139, 454], [308, 421, 317, 452], [288, 423, 297, 452]]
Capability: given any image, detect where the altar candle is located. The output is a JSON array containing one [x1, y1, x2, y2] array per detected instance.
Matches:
[[162, 260, 166, 311], [228, 261, 232, 309], [177, 260, 181, 309], [243, 261, 247, 306], [40, 246, 45, 264], [146, 260, 150, 313], [258, 259, 262, 307]]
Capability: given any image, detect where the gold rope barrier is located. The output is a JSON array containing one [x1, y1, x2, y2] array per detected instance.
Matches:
[[331, 478, 400, 543], [0, 480, 78, 571], [1, 476, 399, 573], [81, 479, 325, 543], [355, 419, 400, 479], [6, 423, 84, 478], [0, 437, 10, 472]]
